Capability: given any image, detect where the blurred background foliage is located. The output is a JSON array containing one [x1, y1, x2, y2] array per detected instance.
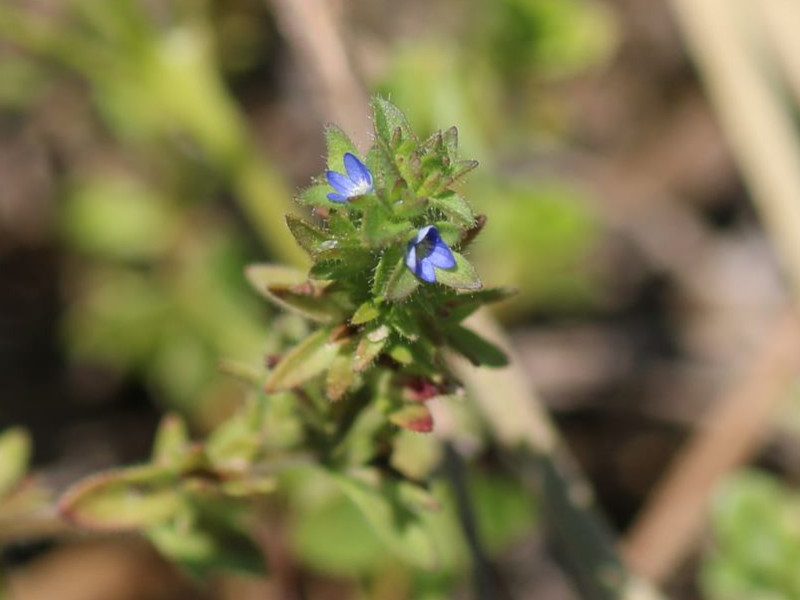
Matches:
[[3, 0, 800, 598]]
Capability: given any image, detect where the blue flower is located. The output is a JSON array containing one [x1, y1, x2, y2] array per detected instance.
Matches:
[[405, 226, 457, 283], [326, 153, 374, 203]]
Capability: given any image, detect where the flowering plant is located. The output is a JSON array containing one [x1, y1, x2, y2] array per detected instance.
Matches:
[[56, 97, 512, 575]]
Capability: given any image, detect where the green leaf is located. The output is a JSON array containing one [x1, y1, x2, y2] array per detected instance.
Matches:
[[435, 253, 482, 291], [372, 244, 406, 297], [325, 124, 361, 172], [58, 466, 183, 531], [286, 214, 332, 256], [245, 264, 345, 323], [430, 191, 475, 227], [371, 96, 416, 146], [152, 414, 190, 468], [330, 470, 438, 569], [206, 408, 262, 471], [0, 428, 31, 499], [265, 328, 344, 393], [355, 326, 390, 372], [148, 500, 266, 577], [362, 206, 411, 248], [441, 287, 517, 321], [447, 160, 479, 184], [326, 350, 357, 402], [351, 301, 380, 325], [297, 183, 333, 208], [446, 325, 508, 367], [442, 126, 458, 158]]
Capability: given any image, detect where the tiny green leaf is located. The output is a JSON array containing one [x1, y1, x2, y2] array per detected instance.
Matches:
[[351, 301, 381, 325], [58, 466, 183, 531], [325, 124, 361, 172], [297, 183, 334, 208], [386, 262, 420, 302], [435, 253, 482, 291], [355, 327, 390, 372], [371, 96, 416, 146], [286, 215, 332, 256], [265, 328, 344, 393], [430, 191, 475, 228]]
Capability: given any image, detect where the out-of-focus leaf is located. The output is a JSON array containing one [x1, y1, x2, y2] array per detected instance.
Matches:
[[390, 404, 434, 433], [152, 414, 190, 468], [0, 428, 31, 499], [291, 492, 387, 576], [326, 351, 357, 402], [355, 326, 390, 372], [351, 301, 381, 325], [331, 471, 439, 569], [245, 264, 344, 323], [265, 328, 343, 393], [445, 325, 508, 367], [62, 178, 176, 261], [148, 499, 266, 577], [59, 466, 183, 531]]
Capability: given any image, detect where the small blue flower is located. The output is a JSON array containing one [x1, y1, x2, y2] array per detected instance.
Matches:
[[405, 225, 457, 283], [326, 153, 374, 203]]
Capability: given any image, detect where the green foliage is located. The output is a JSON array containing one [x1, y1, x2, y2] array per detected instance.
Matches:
[[702, 470, 800, 600]]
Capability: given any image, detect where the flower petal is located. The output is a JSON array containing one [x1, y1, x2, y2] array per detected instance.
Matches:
[[428, 239, 456, 269], [417, 259, 437, 283], [405, 244, 418, 271], [327, 192, 348, 203], [326, 170, 358, 196], [415, 225, 435, 244]]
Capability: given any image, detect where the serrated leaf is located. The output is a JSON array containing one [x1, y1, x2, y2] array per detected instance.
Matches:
[[388, 308, 421, 340], [330, 471, 438, 569], [355, 328, 389, 372], [326, 351, 357, 401], [265, 328, 343, 393], [59, 466, 183, 531], [0, 428, 31, 499], [297, 183, 333, 208], [351, 301, 380, 325], [286, 215, 332, 255], [435, 253, 482, 291], [430, 191, 475, 228], [325, 124, 361, 172], [446, 325, 508, 367], [371, 96, 416, 146], [152, 414, 190, 468], [389, 405, 434, 433]]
